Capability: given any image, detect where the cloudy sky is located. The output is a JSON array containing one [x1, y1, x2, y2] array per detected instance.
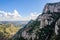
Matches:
[[0, 0, 60, 21]]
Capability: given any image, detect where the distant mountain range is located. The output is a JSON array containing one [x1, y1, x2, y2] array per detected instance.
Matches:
[[0, 21, 28, 27]]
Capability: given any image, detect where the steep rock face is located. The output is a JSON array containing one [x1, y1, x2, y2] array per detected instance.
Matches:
[[43, 2, 60, 13], [12, 2, 60, 40]]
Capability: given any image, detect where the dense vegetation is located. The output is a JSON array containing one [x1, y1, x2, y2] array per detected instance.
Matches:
[[0, 24, 21, 40]]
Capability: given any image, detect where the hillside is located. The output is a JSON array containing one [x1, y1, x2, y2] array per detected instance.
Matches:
[[0, 24, 21, 40], [12, 2, 60, 40]]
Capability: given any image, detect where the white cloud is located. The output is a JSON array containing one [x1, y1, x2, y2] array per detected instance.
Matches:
[[0, 10, 22, 21], [0, 10, 41, 21], [13, 10, 22, 18], [29, 12, 41, 20]]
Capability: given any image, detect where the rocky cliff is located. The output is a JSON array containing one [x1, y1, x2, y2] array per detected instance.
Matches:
[[12, 2, 60, 40], [43, 2, 60, 13]]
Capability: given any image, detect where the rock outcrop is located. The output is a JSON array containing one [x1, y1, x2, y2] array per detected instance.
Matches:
[[43, 2, 60, 13], [12, 2, 60, 40]]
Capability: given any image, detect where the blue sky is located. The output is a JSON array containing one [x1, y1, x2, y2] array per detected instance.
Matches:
[[0, 0, 60, 21]]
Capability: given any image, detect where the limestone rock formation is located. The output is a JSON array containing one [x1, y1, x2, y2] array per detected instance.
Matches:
[[12, 2, 60, 40], [43, 2, 60, 13]]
